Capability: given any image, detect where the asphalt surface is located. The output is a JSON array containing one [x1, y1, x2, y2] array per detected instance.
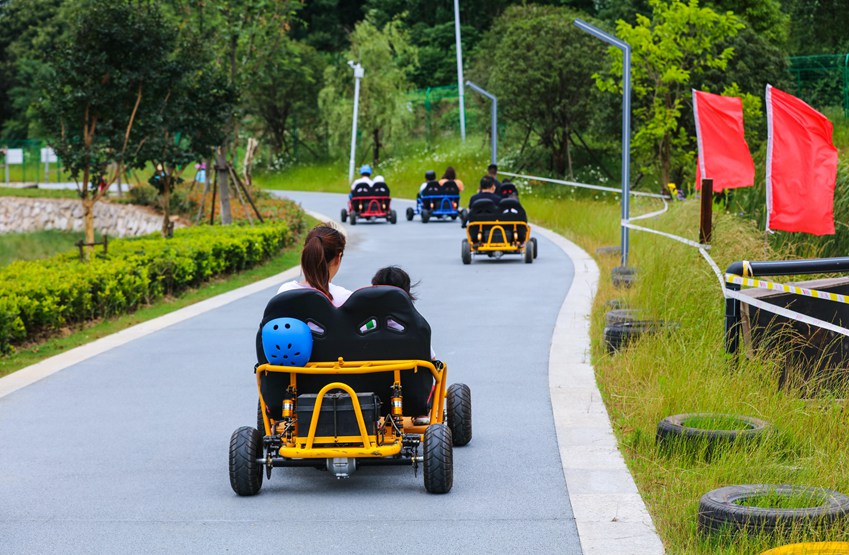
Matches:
[[0, 190, 580, 554]]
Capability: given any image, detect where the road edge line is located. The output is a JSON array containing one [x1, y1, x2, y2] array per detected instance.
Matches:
[[536, 225, 665, 554]]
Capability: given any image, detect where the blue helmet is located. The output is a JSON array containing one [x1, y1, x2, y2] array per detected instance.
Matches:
[[261, 318, 313, 366], [359, 165, 372, 176]]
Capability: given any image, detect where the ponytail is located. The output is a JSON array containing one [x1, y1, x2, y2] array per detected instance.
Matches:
[[301, 224, 346, 301]]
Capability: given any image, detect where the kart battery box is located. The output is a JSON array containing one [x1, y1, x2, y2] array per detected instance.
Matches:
[[296, 392, 381, 438]]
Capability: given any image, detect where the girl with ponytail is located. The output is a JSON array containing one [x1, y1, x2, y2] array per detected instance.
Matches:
[[276, 223, 352, 307]]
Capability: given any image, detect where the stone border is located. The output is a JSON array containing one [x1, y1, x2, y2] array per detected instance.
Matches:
[[535, 224, 665, 554]]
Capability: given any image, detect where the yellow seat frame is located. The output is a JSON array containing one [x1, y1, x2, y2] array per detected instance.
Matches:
[[465, 220, 531, 253]]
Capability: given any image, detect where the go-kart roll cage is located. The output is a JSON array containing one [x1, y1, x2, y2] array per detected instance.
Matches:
[[420, 194, 460, 215], [466, 220, 532, 252], [255, 358, 446, 459]]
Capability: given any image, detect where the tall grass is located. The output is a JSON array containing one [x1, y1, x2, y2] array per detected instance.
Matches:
[[0, 229, 96, 266], [260, 143, 849, 554]]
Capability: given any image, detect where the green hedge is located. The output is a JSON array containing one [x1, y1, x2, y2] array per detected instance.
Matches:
[[0, 222, 298, 354]]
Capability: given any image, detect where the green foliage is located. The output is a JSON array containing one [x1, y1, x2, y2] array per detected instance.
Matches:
[[596, 0, 744, 188], [319, 15, 418, 166], [783, 0, 849, 55], [475, 5, 606, 177], [0, 229, 95, 267], [0, 222, 296, 355]]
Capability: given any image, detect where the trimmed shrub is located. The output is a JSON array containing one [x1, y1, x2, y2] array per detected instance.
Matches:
[[0, 222, 296, 354]]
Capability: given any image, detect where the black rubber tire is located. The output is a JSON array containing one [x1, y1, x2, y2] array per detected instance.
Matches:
[[596, 245, 621, 256], [423, 423, 453, 493], [460, 209, 468, 228], [657, 413, 771, 448], [446, 383, 472, 446], [612, 266, 637, 288], [229, 426, 263, 496], [524, 241, 534, 263], [406, 207, 414, 221], [605, 308, 649, 326], [531, 237, 538, 259], [350, 212, 357, 225], [389, 209, 397, 224], [698, 484, 849, 535], [340, 208, 347, 223], [603, 320, 666, 353], [451, 213, 458, 220], [606, 298, 626, 310], [421, 210, 431, 224], [461, 239, 471, 265]]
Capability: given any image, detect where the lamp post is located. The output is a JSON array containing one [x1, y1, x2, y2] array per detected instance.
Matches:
[[347, 61, 364, 183], [465, 81, 497, 165], [574, 18, 632, 268], [454, 0, 466, 142]]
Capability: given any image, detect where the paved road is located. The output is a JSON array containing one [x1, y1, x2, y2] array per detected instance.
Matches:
[[0, 191, 580, 553]]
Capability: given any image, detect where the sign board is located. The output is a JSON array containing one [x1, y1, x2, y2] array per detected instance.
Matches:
[[5, 148, 23, 165], [40, 147, 57, 163]]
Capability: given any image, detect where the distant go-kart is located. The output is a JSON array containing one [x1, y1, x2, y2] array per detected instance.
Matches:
[[461, 197, 538, 264], [341, 181, 397, 225], [406, 180, 466, 224], [229, 287, 473, 495]]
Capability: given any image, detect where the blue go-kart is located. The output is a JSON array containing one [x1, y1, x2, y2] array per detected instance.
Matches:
[[406, 180, 467, 224]]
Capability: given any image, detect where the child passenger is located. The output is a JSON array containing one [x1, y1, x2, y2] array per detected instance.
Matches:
[[371, 266, 437, 361]]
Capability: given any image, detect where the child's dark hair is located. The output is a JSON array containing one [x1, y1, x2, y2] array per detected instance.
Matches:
[[371, 266, 417, 301]]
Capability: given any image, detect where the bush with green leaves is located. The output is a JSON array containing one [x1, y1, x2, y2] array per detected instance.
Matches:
[[0, 222, 296, 355]]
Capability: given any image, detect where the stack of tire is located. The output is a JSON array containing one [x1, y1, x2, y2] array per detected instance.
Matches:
[[603, 308, 669, 353]]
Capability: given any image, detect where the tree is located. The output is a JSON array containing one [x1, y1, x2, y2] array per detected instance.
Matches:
[[34, 0, 172, 253], [241, 31, 325, 160], [596, 0, 743, 189], [475, 5, 606, 177], [134, 33, 234, 237], [319, 16, 417, 166]]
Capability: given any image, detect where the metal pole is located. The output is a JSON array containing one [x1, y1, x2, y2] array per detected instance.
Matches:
[[465, 81, 497, 164], [454, 0, 466, 142], [574, 19, 632, 267], [347, 62, 364, 183]]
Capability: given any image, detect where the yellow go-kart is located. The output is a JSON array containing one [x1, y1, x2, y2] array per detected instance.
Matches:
[[461, 197, 537, 264], [229, 286, 472, 495]]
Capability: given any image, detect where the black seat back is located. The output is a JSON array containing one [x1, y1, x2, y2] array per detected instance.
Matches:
[[468, 198, 498, 222], [421, 181, 442, 197], [257, 287, 433, 418], [351, 182, 373, 197], [498, 197, 527, 222], [440, 180, 460, 196], [497, 181, 518, 199], [371, 182, 390, 197]]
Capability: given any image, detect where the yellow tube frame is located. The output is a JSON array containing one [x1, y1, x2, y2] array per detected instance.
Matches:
[[255, 359, 446, 459], [466, 221, 531, 252]]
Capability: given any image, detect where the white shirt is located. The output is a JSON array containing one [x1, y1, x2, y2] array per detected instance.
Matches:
[[350, 176, 373, 191], [276, 280, 353, 308]]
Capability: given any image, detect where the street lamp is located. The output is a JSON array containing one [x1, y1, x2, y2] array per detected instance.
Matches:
[[574, 18, 632, 268], [465, 81, 497, 165], [347, 61, 364, 183], [454, 0, 466, 142]]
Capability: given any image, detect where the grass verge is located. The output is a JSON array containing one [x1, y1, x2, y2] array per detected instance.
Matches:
[[0, 229, 102, 266]]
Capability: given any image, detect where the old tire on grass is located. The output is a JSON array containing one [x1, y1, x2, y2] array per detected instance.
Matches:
[[656, 413, 771, 447], [604, 308, 648, 326], [603, 320, 663, 353], [423, 423, 453, 493], [446, 383, 472, 446], [596, 245, 621, 256], [698, 484, 849, 536], [612, 266, 637, 288], [229, 426, 263, 496]]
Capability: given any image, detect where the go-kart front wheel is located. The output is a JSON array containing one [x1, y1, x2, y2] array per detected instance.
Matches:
[[340, 208, 348, 223], [447, 383, 472, 446], [461, 239, 471, 265], [389, 209, 397, 224], [423, 423, 453, 494], [229, 426, 263, 496], [421, 209, 431, 224], [350, 212, 358, 225], [406, 207, 415, 221]]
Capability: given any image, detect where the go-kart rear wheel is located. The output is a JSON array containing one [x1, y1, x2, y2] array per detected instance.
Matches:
[[447, 383, 472, 446], [406, 207, 414, 221], [340, 208, 348, 223], [531, 237, 538, 259], [423, 423, 453, 494], [229, 426, 263, 496], [350, 212, 358, 225], [461, 239, 471, 265], [388, 209, 397, 224], [421, 209, 431, 223], [450, 213, 458, 220], [524, 241, 534, 264]]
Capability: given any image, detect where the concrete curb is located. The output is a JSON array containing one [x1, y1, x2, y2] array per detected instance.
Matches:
[[0, 265, 300, 400], [535, 224, 665, 554]]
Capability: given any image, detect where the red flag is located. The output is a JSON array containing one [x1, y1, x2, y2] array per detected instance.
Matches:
[[693, 90, 754, 193], [766, 85, 838, 235]]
